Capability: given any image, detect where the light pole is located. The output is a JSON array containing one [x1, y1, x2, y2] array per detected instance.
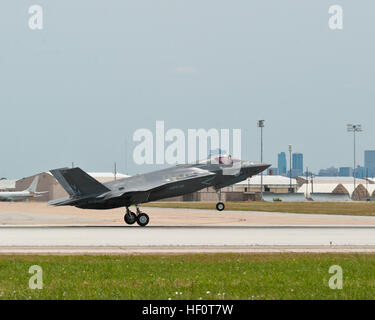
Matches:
[[305, 167, 308, 197], [366, 168, 369, 200], [258, 120, 265, 200], [288, 144, 292, 193], [114, 162, 117, 181], [347, 124, 362, 199]]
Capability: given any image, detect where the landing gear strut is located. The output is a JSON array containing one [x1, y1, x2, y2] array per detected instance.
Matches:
[[215, 188, 225, 211], [124, 206, 150, 227]]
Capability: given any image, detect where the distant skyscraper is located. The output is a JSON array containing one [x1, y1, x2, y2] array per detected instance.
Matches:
[[339, 167, 353, 177], [356, 166, 366, 179], [278, 152, 287, 175], [292, 153, 303, 177], [365, 151, 375, 170]]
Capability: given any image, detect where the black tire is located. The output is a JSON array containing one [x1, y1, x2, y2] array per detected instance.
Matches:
[[216, 202, 225, 211], [124, 211, 137, 225], [136, 213, 150, 227]]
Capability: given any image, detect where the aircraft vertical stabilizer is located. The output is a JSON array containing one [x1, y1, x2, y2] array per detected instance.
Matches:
[[27, 176, 39, 193]]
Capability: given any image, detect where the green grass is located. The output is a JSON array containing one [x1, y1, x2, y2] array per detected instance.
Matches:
[[143, 201, 375, 216], [0, 254, 375, 300]]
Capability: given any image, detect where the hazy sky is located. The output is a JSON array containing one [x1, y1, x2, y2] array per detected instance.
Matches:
[[0, 0, 374, 178]]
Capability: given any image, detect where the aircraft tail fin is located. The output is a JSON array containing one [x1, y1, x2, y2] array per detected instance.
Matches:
[[27, 176, 39, 193], [50, 167, 110, 197]]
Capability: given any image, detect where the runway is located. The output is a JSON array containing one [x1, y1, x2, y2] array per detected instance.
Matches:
[[2, 225, 375, 254], [2, 202, 375, 226], [2, 203, 375, 254]]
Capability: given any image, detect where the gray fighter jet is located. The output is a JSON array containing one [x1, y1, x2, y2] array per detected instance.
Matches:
[[49, 155, 270, 226]]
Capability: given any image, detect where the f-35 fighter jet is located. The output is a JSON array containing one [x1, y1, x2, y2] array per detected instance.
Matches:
[[49, 155, 270, 226]]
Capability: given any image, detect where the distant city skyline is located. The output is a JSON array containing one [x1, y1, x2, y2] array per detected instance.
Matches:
[[275, 149, 375, 178]]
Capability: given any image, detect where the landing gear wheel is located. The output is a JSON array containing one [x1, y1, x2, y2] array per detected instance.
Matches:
[[124, 211, 137, 225], [216, 202, 225, 211], [136, 213, 150, 227]]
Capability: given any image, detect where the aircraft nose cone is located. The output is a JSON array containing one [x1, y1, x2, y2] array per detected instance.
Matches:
[[242, 162, 271, 174], [253, 163, 271, 174], [258, 163, 271, 171], [243, 162, 270, 169]]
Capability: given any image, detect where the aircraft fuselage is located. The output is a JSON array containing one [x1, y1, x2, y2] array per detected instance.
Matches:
[[74, 161, 269, 209]]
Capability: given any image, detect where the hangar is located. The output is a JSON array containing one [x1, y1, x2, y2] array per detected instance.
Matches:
[[297, 182, 374, 201], [0, 179, 17, 191], [233, 175, 298, 194]]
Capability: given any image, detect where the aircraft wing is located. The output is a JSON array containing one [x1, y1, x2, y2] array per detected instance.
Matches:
[[98, 167, 215, 205], [102, 167, 216, 199]]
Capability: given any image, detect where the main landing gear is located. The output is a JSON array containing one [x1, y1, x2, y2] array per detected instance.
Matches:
[[124, 206, 150, 227]]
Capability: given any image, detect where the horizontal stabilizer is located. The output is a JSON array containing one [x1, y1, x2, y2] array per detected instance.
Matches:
[[48, 197, 75, 206]]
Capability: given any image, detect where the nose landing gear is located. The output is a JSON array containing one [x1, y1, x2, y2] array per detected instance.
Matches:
[[215, 188, 225, 211], [216, 202, 225, 211]]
